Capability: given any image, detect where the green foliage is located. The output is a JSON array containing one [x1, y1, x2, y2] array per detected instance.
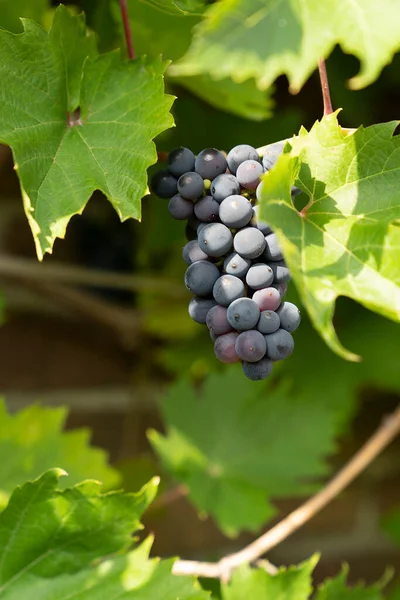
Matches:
[[222, 555, 318, 600], [259, 113, 400, 360], [382, 508, 400, 545], [0, 5, 174, 259], [149, 370, 342, 536], [315, 567, 388, 599], [0, 0, 48, 32], [170, 0, 400, 92], [0, 400, 120, 509]]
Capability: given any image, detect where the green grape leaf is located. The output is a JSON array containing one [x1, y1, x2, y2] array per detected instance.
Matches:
[[0, 5, 174, 259], [0, 469, 158, 584], [315, 566, 389, 599], [258, 113, 400, 360], [149, 370, 340, 536], [0, 0, 48, 32], [170, 0, 400, 92], [222, 555, 318, 600], [138, 0, 205, 16], [0, 400, 120, 509]]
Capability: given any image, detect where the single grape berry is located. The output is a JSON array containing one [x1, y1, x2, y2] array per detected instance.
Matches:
[[223, 252, 251, 279], [151, 170, 178, 198], [246, 263, 274, 290], [167, 147, 196, 177], [264, 233, 284, 261], [206, 305, 234, 335], [188, 296, 217, 324], [234, 227, 266, 259], [226, 298, 260, 331], [252, 287, 281, 311], [213, 274, 245, 306], [195, 148, 227, 180], [242, 357, 273, 381], [184, 260, 220, 297], [269, 260, 291, 284], [198, 223, 233, 257], [211, 174, 240, 202], [251, 205, 272, 235], [276, 302, 301, 332], [265, 329, 294, 360], [262, 140, 285, 171], [214, 332, 240, 364], [168, 194, 194, 220], [178, 171, 204, 200], [219, 195, 253, 228], [235, 330, 266, 362], [236, 160, 264, 189], [226, 144, 260, 175], [182, 240, 209, 265], [257, 310, 280, 334], [194, 195, 220, 222]]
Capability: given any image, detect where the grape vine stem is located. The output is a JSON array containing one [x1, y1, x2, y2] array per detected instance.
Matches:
[[172, 404, 400, 579], [119, 0, 135, 60], [318, 59, 333, 116]]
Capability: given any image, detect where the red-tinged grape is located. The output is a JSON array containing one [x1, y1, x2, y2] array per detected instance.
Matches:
[[235, 330, 266, 362], [252, 287, 281, 311], [214, 332, 240, 364], [206, 305, 234, 335]]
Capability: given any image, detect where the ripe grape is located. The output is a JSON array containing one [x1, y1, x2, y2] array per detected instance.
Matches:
[[168, 147, 196, 177], [223, 252, 251, 279], [194, 195, 220, 222], [251, 205, 272, 235], [168, 194, 194, 220], [195, 148, 227, 179], [214, 332, 240, 364], [211, 174, 240, 202], [269, 260, 291, 284], [188, 297, 217, 324], [184, 260, 220, 297], [213, 274, 245, 306], [151, 170, 178, 198], [182, 240, 209, 265], [235, 330, 266, 362], [265, 329, 294, 360], [246, 263, 274, 290], [264, 232, 284, 261], [226, 298, 260, 330], [226, 144, 260, 175], [234, 227, 266, 259], [262, 140, 285, 171], [252, 287, 281, 311], [219, 195, 253, 228], [257, 310, 280, 334], [276, 302, 301, 332], [178, 171, 204, 200], [236, 160, 264, 189], [198, 223, 233, 257], [206, 305, 234, 335], [242, 357, 273, 381]]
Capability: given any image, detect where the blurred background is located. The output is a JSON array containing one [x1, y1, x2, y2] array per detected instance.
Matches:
[[0, 0, 400, 593]]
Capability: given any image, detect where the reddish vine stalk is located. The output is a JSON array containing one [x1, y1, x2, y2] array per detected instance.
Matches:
[[318, 59, 333, 116], [119, 0, 135, 60]]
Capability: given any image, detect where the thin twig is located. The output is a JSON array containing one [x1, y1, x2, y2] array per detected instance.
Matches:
[[318, 59, 333, 116], [119, 0, 135, 60], [172, 405, 400, 579], [148, 484, 188, 512]]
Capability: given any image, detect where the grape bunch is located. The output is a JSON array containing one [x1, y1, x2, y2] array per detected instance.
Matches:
[[151, 143, 301, 381]]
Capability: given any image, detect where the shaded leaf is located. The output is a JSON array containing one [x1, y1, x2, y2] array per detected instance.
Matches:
[[382, 508, 400, 546], [0, 5, 174, 258], [149, 370, 340, 536], [171, 0, 400, 91], [0, 400, 120, 509], [315, 566, 389, 599], [258, 114, 400, 359]]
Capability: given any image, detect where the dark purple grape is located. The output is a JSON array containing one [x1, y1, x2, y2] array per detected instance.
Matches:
[[252, 287, 281, 311], [206, 305, 234, 335], [235, 330, 266, 362], [214, 332, 240, 364], [264, 233, 283, 261], [195, 148, 227, 180], [188, 297, 217, 324], [198, 223, 233, 257], [213, 274, 245, 306], [236, 160, 264, 189], [226, 298, 260, 331], [184, 261, 220, 297], [211, 174, 240, 202], [269, 260, 291, 284], [168, 194, 194, 220], [194, 195, 220, 222], [182, 240, 209, 265], [242, 357, 273, 381], [234, 227, 266, 259], [257, 310, 280, 334], [151, 170, 178, 198], [223, 252, 251, 279], [246, 263, 274, 290], [276, 302, 301, 332], [219, 195, 253, 228], [265, 329, 294, 360], [262, 140, 285, 171], [178, 171, 204, 200], [167, 147, 196, 177], [226, 144, 260, 175]]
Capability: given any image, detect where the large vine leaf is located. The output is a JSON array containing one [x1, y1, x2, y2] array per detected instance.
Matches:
[[170, 0, 400, 92], [0, 470, 207, 599], [0, 0, 48, 32], [0, 5, 174, 259], [221, 555, 318, 600], [149, 370, 340, 536], [0, 400, 120, 509], [258, 114, 400, 360], [315, 567, 388, 599]]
